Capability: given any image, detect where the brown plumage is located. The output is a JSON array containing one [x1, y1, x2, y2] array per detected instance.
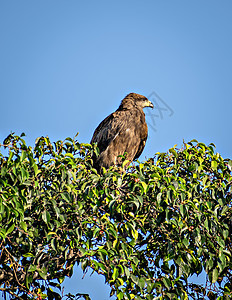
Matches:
[[90, 93, 154, 170]]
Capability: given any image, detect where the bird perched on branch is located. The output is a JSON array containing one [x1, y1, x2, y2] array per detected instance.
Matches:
[[90, 93, 154, 170]]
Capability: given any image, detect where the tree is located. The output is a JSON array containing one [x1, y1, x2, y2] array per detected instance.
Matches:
[[0, 133, 231, 299]]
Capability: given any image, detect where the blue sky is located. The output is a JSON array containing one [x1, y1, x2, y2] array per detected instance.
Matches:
[[1, 1, 232, 299]]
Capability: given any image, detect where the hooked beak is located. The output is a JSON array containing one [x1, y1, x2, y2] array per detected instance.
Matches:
[[144, 99, 154, 109], [148, 100, 154, 109]]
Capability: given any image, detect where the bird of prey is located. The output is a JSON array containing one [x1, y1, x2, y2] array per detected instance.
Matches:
[[90, 93, 153, 170]]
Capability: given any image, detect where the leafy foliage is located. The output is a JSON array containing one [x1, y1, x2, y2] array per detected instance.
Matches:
[[0, 134, 231, 299]]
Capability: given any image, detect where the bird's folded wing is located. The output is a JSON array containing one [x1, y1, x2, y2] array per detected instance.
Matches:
[[90, 111, 128, 152]]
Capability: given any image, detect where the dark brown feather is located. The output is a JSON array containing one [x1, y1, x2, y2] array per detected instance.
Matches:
[[91, 93, 153, 170]]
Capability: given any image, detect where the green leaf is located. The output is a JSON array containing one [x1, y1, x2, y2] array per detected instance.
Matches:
[[117, 292, 124, 300], [130, 274, 139, 285], [211, 268, 219, 283], [20, 221, 27, 232], [0, 228, 6, 239], [227, 160, 232, 171], [182, 238, 189, 247], [28, 265, 37, 272], [189, 139, 198, 143], [51, 238, 56, 251], [112, 267, 119, 281], [109, 227, 117, 239], [223, 229, 229, 239], [131, 229, 138, 240], [7, 151, 14, 164], [141, 181, 147, 193], [204, 218, 209, 231], [217, 236, 225, 248], [39, 268, 48, 280], [180, 204, 186, 217], [138, 277, 145, 289], [6, 223, 15, 235], [42, 211, 51, 224], [61, 192, 70, 202], [20, 150, 27, 162], [23, 253, 34, 258], [58, 276, 65, 284], [163, 277, 171, 289], [206, 257, 214, 271], [97, 248, 108, 256], [211, 160, 217, 171], [218, 250, 226, 271], [33, 163, 39, 176], [169, 148, 177, 157], [124, 266, 130, 279], [109, 200, 116, 211]]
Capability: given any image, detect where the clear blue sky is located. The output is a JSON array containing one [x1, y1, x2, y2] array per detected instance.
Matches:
[[1, 1, 232, 299]]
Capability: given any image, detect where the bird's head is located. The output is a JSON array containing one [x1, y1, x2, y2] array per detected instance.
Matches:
[[119, 93, 154, 110]]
